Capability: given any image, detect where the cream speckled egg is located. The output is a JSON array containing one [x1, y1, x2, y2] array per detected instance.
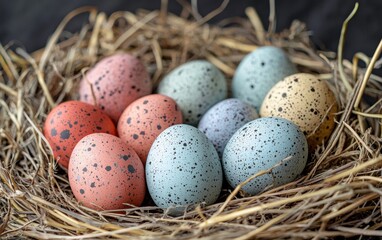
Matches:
[[260, 73, 338, 149]]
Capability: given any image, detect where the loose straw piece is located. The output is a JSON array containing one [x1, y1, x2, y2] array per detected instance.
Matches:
[[235, 213, 288, 240], [353, 39, 382, 109], [39, 7, 97, 71], [353, 39, 382, 133], [352, 110, 382, 119], [88, 12, 106, 58], [268, 0, 276, 33], [113, 11, 158, 50], [16, 48, 55, 108], [199, 184, 360, 228], [352, 52, 370, 80], [337, 3, 359, 92], [0, 44, 19, 81], [321, 193, 378, 222], [333, 226, 382, 237], [324, 155, 382, 183], [216, 37, 257, 52], [245, 7, 265, 44]]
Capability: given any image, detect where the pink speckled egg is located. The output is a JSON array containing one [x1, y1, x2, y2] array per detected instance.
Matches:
[[68, 133, 145, 210], [79, 53, 152, 122], [118, 94, 183, 164], [43, 101, 116, 169]]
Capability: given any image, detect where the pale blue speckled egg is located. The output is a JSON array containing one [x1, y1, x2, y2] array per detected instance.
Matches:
[[232, 46, 297, 110], [198, 98, 258, 158], [223, 117, 308, 196], [158, 60, 227, 125], [146, 124, 223, 213]]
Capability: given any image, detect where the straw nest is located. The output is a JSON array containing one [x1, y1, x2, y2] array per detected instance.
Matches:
[[1, 1, 382, 239]]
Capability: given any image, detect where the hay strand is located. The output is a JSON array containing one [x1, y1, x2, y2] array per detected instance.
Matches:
[[337, 2, 359, 92]]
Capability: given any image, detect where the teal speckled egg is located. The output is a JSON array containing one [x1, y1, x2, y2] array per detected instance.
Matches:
[[232, 46, 297, 110], [222, 117, 308, 196], [158, 60, 227, 125], [146, 124, 223, 213]]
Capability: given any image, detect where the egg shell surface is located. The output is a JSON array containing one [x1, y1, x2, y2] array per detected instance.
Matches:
[[260, 73, 338, 149], [79, 53, 152, 122], [198, 98, 258, 158], [118, 94, 183, 164], [68, 133, 145, 210], [157, 60, 227, 125], [223, 117, 308, 196], [146, 124, 223, 212], [232, 46, 297, 110], [43, 101, 116, 169]]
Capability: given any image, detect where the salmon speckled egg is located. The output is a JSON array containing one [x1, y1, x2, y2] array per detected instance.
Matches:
[[68, 133, 145, 210], [146, 124, 223, 213], [118, 94, 183, 164], [79, 53, 152, 122], [44, 101, 116, 169], [198, 98, 258, 158], [260, 73, 338, 149], [157, 60, 227, 125], [223, 117, 308, 196], [232, 46, 297, 110]]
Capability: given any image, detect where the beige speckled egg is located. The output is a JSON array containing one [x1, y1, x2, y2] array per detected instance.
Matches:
[[260, 73, 338, 149]]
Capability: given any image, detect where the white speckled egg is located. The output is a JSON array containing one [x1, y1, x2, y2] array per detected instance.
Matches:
[[146, 124, 223, 213], [232, 46, 297, 110], [157, 60, 227, 125], [198, 98, 258, 158], [223, 117, 308, 196], [260, 73, 338, 149]]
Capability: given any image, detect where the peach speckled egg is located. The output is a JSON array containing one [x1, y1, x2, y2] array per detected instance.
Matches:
[[68, 133, 145, 210], [44, 101, 116, 169], [118, 94, 183, 164], [260, 73, 338, 150], [79, 53, 152, 122]]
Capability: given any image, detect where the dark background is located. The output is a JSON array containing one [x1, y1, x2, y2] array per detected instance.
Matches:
[[0, 0, 381, 62]]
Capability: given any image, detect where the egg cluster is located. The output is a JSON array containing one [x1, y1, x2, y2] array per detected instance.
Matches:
[[44, 48, 338, 212]]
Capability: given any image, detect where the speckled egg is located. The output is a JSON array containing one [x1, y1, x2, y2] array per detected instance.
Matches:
[[79, 53, 152, 122], [223, 117, 308, 196], [232, 46, 297, 110], [157, 60, 227, 125], [44, 101, 116, 169], [260, 73, 338, 149], [146, 124, 223, 212], [198, 98, 258, 158], [68, 133, 145, 210], [118, 94, 183, 164]]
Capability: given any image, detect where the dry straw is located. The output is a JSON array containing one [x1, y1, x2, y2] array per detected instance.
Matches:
[[1, 1, 382, 239]]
